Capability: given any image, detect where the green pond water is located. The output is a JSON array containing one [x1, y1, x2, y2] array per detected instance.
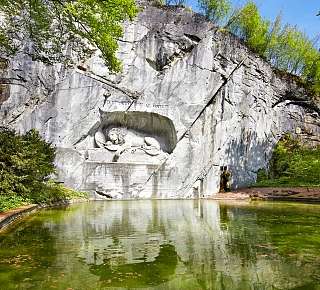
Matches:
[[1, 200, 320, 290]]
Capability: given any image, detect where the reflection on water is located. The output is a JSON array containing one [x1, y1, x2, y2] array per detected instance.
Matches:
[[89, 244, 177, 288], [1, 200, 320, 289]]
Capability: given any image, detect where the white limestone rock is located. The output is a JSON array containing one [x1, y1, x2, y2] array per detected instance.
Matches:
[[0, 3, 319, 198]]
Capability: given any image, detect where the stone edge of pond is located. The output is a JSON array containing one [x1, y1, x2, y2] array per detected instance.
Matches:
[[0, 204, 38, 231], [232, 187, 320, 203], [207, 192, 251, 200], [0, 198, 89, 231]]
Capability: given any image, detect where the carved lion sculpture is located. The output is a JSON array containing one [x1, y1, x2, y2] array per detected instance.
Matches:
[[95, 127, 163, 161]]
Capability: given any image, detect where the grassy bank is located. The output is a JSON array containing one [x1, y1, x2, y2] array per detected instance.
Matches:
[[0, 128, 87, 212], [255, 134, 320, 187], [0, 182, 88, 212]]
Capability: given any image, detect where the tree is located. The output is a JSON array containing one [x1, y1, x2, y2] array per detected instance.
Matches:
[[226, 1, 320, 95], [0, 0, 138, 72], [0, 128, 56, 197], [230, 1, 270, 56], [0, 127, 86, 211], [198, 0, 231, 24]]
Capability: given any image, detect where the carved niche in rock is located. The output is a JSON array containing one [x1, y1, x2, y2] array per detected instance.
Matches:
[[95, 127, 164, 159], [94, 111, 177, 162]]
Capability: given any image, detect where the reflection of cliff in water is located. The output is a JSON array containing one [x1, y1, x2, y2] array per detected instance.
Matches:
[[87, 244, 178, 288], [2, 201, 320, 289], [57, 201, 320, 289]]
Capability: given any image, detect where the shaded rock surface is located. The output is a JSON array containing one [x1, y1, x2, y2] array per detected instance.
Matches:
[[0, 3, 319, 198]]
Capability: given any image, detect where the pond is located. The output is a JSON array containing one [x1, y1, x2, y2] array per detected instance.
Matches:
[[1, 200, 320, 290]]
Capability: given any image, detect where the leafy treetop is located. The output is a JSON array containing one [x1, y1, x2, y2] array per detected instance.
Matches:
[[194, 0, 320, 96], [198, 0, 231, 25], [0, 0, 138, 72]]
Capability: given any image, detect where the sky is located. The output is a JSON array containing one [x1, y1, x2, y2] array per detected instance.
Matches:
[[187, 0, 320, 40]]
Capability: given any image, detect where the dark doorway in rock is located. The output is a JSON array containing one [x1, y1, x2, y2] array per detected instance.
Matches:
[[219, 166, 231, 192]]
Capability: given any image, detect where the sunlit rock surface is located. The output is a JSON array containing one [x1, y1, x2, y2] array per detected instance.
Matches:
[[1, 3, 319, 198]]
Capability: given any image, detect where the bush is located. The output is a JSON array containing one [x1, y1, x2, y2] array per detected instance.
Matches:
[[0, 195, 28, 212], [255, 134, 320, 187], [0, 127, 55, 197], [32, 180, 88, 205], [0, 127, 87, 211], [256, 168, 268, 181]]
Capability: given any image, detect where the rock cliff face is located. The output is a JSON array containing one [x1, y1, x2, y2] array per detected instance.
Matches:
[[1, 3, 319, 198]]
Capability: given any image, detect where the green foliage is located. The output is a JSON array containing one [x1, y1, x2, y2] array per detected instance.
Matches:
[[0, 195, 28, 212], [198, 0, 320, 92], [198, 0, 231, 24], [0, 0, 138, 72], [0, 128, 56, 197], [269, 25, 320, 84], [255, 134, 320, 187], [269, 134, 301, 178], [0, 128, 87, 212], [32, 180, 88, 204], [256, 168, 268, 182], [229, 2, 270, 55], [154, 0, 165, 6], [224, 1, 320, 96]]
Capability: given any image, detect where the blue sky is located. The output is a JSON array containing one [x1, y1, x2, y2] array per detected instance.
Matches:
[[187, 0, 320, 40]]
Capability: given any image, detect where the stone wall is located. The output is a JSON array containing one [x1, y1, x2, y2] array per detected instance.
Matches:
[[0, 4, 319, 198]]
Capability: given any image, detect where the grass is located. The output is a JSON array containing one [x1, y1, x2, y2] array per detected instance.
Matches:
[[0, 181, 88, 213], [253, 179, 320, 188], [0, 195, 29, 212]]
